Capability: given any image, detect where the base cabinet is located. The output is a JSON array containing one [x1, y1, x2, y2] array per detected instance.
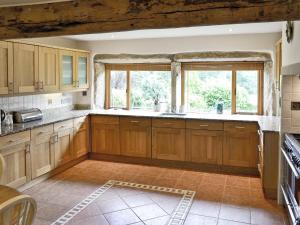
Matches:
[[152, 128, 185, 161], [186, 129, 223, 164], [223, 122, 258, 168], [73, 117, 89, 158], [31, 125, 55, 179], [92, 116, 120, 155], [0, 131, 31, 188]]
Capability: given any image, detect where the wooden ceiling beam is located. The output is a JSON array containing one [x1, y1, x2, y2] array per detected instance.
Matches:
[[0, 0, 299, 39]]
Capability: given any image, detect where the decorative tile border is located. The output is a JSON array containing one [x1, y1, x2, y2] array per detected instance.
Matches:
[[51, 180, 195, 225]]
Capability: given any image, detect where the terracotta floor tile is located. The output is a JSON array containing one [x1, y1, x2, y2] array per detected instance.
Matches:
[[175, 177, 199, 191], [219, 204, 251, 224], [183, 214, 218, 225], [132, 174, 157, 185], [104, 209, 141, 225], [201, 173, 228, 186], [196, 184, 224, 202], [190, 200, 221, 218], [152, 177, 178, 188], [222, 186, 251, 206], [226, 176, 250, 189], [132, 203, 167, 221], [159, 168, 184, 180], [250, 177, 262, 189]]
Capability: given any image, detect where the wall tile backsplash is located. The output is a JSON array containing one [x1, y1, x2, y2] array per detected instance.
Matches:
[[0, 93, 73, 112], [281, 75, 300, 133]]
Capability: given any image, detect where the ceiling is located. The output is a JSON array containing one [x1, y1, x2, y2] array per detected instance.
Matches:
[[0, 0, 70, 7], [65, 22, 283, 42]]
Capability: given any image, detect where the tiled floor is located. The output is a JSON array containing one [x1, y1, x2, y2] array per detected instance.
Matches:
[[24, 160, 288, 225]]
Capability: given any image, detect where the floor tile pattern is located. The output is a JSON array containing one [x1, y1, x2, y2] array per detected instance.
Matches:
[[23, 160, 288, 225]]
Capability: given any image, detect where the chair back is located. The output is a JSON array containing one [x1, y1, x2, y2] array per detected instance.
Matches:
[[0, 194, 37, 225]]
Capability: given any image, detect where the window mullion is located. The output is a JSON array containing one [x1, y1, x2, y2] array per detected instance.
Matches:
[[232, 70, 237, 114], [126, 70, 130, 110]]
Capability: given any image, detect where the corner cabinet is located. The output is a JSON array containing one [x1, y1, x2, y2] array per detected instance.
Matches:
[[0, 41, 13, 95], [73, 116, 89, 158], [60, 50, 76, 91], [76, 52, 89, 89], [13, 43, 39, 94]]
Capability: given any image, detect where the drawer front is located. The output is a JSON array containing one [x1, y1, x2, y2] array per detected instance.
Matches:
[[91, 116, 119, 125], [74, 116, 88, 130], [0, 131, 30, 148], [224, 121, 257, 132], [32, 124, 53, 138], [152, 118, 185, 129], [54, 119, 73, 132], [186, 120, 223, 130], [120, 117, 151, 127]]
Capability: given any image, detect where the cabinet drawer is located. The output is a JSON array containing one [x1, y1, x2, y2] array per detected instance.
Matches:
[[0, 131, 30, 148], [91, 116, 119, 125], [152, 118, 185, 129], [54, 119, 73, 132], [74, 116, 88, 130], [31, 124, 53, 138], [120, 117, 151, 127], [224, 122, 257, 132], [186, 120, 223, 130]]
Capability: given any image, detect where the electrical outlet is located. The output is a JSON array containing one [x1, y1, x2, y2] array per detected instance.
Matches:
[[82, 91, 87, 96], [291, 102, 300, 110]]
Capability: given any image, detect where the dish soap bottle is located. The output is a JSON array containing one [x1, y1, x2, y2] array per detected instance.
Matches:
[[216, 98, 224, 114]]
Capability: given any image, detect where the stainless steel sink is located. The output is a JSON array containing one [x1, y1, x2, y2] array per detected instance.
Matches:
[[160, 112, 187, 116]]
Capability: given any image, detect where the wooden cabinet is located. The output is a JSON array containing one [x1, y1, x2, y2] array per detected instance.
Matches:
[[73, 116, 89, 158], [120, 117, 151, 158], [223, 122, 258, 168], [92, 116, 120, 155], [0, 41, 13, 95], [0, 131, 31, 188], [186, 129, 223, 165], [13, 43, 39, 93], [76, 52, 89, 89], [38, 46, 60, 92], [54, 120, 74, 167], [60, 49, 76, 91], [152, 127, 185, 161], [31, 125, 55, 179]]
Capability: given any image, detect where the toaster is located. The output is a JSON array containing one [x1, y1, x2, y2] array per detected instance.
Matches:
[[13, 108, 43, 123]]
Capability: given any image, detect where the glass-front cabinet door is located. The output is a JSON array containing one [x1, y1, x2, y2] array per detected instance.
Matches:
[[76, 52, 89, 89], [60, 50, 76, 91]]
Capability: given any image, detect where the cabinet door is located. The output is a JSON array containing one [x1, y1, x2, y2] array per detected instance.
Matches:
[[186, 129, 223, 165], [92, 123, 120, 155], [0, 142, 31, 188], [60, 50, 76, 91], [152, 128, 185, 161], [223, 131, 258, 168], [39, 46, 59, 92], [14, 43, 38, 93], [54, 127, 74, 167], [73, 117, 89, 158], [0, 41, 13, 95], [120, 126, 151, 158], [76, 52, 89, 89], [31, 125, 55, 179]]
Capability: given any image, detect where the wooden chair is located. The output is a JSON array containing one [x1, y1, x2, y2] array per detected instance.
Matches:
[[0, 172, 37, 225]]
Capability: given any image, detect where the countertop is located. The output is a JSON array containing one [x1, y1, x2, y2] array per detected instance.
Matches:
[[0, 109, 280, 137]]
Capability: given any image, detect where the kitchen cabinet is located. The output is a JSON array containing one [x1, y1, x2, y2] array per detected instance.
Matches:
[[73, 116, 89, 158], [223, 122, 258, 168], [120, 117, 151, 158], [60, 49, 76, 91], [38, 46, 60, 92], [91, 116, 120, 155], [152, 119, 186, 161], [13, 43, 39, 93], [0, 41, 13, 95], [30, 125, 55, 179], [54, 120, 74, 167], [76, 52, 89, 89], [0, 131, 31, 188]]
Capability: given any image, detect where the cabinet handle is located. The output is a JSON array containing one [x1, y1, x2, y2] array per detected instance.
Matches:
[[130, 120, 140, 123], [235, 126, 245, 129], [73, 80, 76, 87], [8, 82, 13, 93], [40, 81, 44, 91], [35, 81, 40, 90], [77, 80, 79, 88], [258, 145, 262, 152], [199, 124, 208, 127]]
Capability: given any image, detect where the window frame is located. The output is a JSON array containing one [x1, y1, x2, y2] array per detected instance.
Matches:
[[181, 62, 264, 115], [105, 63, 172, 110]]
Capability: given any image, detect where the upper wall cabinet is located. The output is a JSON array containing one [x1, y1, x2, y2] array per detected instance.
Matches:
[[13, 43, 39, 94], [60, 49, 76, 91], [0, 41, 13, 95], [39, 47, 60, 92], [76, 52, 89, 89]]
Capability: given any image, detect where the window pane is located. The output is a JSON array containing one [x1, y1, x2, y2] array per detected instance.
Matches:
[[185, 71, 232, 113], [62, 55, 73, 85], [236, 70, 258, 113], [130, 71, 171, 110], [110, 71, 127, 108]]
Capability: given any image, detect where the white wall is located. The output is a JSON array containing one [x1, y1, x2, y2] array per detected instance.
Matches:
[[78, 33, 281, 56], [282, 21, 300, 67]]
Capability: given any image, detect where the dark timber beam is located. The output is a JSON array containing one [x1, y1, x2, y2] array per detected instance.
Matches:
[[0, 0, 299, 39]]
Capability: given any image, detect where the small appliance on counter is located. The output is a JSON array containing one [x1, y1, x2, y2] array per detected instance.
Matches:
[[0, 109, 7, 126], [12, 108, 43, 123]]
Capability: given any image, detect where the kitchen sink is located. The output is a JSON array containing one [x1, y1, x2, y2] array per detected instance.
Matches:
[[160, 112, 187, 116]]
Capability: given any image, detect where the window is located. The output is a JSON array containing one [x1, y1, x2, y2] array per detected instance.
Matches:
[[105, 64, 171, 110], [183, 62, 263, 115]]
